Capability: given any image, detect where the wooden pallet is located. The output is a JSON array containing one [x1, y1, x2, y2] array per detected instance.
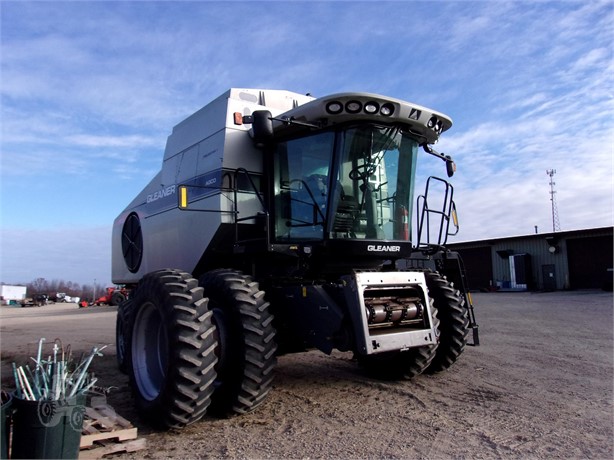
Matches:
[[79, 405, 146, 459]]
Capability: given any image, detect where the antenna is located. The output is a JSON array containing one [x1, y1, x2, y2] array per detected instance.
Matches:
[[546, 169, 561, 232]]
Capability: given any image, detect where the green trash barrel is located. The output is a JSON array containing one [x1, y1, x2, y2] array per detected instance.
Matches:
[[0, 393, 12, 460], [10, 394, 85, 459]]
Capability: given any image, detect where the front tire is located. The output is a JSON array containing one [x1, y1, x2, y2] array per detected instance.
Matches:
[[424, 271, 469, 373], [199, 269, 277, 416], [358, 300, 439, 380], [127, 269, 218, 429]]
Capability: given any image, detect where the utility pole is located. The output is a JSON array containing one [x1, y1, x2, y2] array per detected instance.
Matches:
[[546, 169, 561, 232]]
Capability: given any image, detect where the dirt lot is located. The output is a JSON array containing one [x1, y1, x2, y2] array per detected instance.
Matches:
[[1, 290, 612, 459]]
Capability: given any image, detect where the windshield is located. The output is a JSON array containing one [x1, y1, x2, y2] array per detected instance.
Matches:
[[273, 126, 419, 242]]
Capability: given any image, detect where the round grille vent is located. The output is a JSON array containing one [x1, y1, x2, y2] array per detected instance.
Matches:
[[122, 213, 143, 273]]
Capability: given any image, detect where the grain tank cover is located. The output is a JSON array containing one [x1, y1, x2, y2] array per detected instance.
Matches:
[[163, 89, 315, 161]]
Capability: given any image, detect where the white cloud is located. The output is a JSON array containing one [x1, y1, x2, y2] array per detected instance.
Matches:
[[64, 134, 159, 149]]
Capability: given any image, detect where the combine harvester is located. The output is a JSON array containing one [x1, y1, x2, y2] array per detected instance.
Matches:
[[112, 88, 479, 428]]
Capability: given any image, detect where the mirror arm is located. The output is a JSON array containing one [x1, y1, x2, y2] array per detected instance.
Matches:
[[422, 144, 456, 177], [242, 115, 321, 130], [273, 116, 321, 129]]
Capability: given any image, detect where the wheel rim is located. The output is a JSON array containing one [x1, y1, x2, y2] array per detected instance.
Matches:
[[132, 301, 168, 401]]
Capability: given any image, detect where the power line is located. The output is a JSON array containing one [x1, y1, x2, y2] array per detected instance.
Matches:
[[546, 169, 561, 232]]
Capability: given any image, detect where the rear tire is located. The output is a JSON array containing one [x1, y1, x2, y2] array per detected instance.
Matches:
[[199, 269, 277, 416], [127, 269, 218, 429], [358, 300, 439, 380], [424, 271, 469, 373]]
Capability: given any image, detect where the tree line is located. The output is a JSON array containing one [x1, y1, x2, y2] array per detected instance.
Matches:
[[9, 278, 111, 302]]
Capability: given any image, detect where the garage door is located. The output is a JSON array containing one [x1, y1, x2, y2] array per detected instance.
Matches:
[[455, 246, 493, 291], [567, 235, 613, 289]]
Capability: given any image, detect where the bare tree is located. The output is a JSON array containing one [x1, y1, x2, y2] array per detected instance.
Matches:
[[29, 278, 48, 296]]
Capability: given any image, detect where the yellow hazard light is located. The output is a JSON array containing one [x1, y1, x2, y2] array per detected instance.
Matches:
[[451, 208, 458, 227], [178, 185, 189, 209]]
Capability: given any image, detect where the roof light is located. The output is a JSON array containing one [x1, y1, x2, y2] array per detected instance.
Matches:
[[326, 101, 343, 114], [345, 100, 362, 113], [380, 103, 394, 116], [364, 101, 379, 114]]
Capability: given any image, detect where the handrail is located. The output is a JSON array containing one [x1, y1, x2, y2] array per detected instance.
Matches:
[[416, 176, 456, 250], [232, 168, 270, 249]]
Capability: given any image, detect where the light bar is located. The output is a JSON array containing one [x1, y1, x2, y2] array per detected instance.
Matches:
[[277, 92, 452, 144], [324, 98, 396, 117]]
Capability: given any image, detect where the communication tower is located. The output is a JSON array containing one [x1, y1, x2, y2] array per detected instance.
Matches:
[[546, 169, 561, 232]]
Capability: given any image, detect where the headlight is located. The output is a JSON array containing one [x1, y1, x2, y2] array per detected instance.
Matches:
[[326, 101, 343, 114], [345, 100, 362, 113], [428, 117, 444, 133], [364, 101, 379, 114], [380, 103, 394, 116]]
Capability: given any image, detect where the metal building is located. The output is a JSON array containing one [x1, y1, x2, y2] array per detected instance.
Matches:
[[447, 226, 613, 291]]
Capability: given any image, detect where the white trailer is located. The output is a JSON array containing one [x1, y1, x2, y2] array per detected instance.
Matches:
[[0, 285, 27, 305]]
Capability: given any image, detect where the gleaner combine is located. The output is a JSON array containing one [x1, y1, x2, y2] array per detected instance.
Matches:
[[112, 88, 479, 428]]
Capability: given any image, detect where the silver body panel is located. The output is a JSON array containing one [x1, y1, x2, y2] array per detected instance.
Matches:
[[351, 271, 438, 355]]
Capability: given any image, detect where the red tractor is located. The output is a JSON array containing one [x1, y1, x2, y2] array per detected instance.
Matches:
[[94, 287, 128, 306]]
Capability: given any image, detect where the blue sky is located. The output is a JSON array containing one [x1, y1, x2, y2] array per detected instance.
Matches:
[[1, 0, 612, 285]]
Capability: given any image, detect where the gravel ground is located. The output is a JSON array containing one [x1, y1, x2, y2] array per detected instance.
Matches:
[[1, 290, 612, 459]]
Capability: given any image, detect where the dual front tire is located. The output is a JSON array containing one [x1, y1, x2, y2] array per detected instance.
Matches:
[[199, 269, 277, 416], [116, 268, 276, 429]]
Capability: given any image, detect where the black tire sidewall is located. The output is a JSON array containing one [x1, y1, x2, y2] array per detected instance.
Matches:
[[424, 271, 469, 373], [199, 269, 277, 415], [129, 278, 175, 419], [115, 299, 133, 374]]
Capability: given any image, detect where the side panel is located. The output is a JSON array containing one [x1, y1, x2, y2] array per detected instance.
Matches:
[[269, 285, 346, 355], [112, 195, 225, 284], [164, 91, 232, 161]]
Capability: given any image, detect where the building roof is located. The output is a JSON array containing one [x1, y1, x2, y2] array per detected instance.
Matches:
[[448, 226, 613, 248]]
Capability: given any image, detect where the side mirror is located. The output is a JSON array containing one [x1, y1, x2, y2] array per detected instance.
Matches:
[[423, 144, 456, 177], [446, 159, 456, 177], [248, 110, 274, 145]]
